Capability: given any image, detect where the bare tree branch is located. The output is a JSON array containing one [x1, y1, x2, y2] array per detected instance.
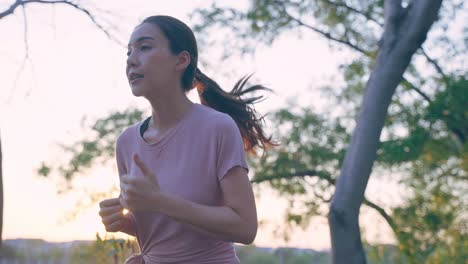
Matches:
[[362, 198, 397, 234], [0, 0, 126, 244], [317, 1, 448, 87], [401, 78, 432, 102], [271, 1, 372, 55], [5, 5, 33, 104], [22, 5, 35, 98], [0, 0, 22, 18], [251, 169, 335, 184], [251, 169, 398, 240], [2, 0, 124, 103], [268, 1, 434, 104], [290, 16, 371, 56], [0, 0, 123, 46], [278, 4, 433, 104], [321, 0, 383, 26], [419, 47, 449, 81]]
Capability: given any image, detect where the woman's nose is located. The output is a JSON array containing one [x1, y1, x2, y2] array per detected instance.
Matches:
[[126, 52, 138, 68]]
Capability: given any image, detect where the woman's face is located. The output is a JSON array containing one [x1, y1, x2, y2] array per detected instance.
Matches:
[[126, 23, 179, 97]]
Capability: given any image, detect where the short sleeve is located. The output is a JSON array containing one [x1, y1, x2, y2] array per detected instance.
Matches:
[[115, 132, 136, 236], [215, 115, 249, 181], [115, 133, 128, 178]]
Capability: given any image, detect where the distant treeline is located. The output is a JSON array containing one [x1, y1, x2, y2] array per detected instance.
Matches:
[[0, 238, 435, 264]]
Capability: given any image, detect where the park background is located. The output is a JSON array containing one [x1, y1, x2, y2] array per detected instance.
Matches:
[[0, 0, 466, 263]]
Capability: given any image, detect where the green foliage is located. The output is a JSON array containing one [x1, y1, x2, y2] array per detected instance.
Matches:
[[365, 243, 405, 263], [0, 243, 18, 258], [392, 183, 464, 262], [38, 108, 145, 217], [426, 77, 468, 143], [193, 1, 467, 259], [378, 126, 430, 165], [244, 251, 279, 264], [9, 238, 464, 264], [68, 233, 138, 264], [249, 96, 466, 258], [290, 251, 329, 264], [192, 0, 385, 57], [38, 108, 144, 181], [249, 106, 349, 230], [0, 239, 66, 262], [1, 236, 139, 263], [235, 246, 330, 264]]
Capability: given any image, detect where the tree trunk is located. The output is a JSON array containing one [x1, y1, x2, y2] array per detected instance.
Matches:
[[0, 133, 3, 246], [328, 1, 443, 263]]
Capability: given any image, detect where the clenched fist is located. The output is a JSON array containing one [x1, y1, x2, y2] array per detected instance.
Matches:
[[99, 197, 125, 232]]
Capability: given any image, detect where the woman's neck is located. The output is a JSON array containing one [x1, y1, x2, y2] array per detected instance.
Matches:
[[147, 92, 194, 133]]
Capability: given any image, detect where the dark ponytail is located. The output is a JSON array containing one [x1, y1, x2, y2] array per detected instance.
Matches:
[[141, 15, 278, 155], [195, 69, 278, 155]]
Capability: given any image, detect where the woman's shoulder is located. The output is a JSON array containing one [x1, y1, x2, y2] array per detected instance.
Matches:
[[194, 104, 237, 130], [116, 120, 143, 146]]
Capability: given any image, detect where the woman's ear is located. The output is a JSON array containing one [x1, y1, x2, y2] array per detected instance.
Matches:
[[175, 51, 191, 72]]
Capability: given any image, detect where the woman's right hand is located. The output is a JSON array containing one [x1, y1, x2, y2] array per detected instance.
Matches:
[[99, 197, 125, 232]]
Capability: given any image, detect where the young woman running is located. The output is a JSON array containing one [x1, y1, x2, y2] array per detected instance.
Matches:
[[98, 15, 276, 264]]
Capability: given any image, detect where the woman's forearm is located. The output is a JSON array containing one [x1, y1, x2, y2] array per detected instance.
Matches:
[[154, 193, 256, 244]]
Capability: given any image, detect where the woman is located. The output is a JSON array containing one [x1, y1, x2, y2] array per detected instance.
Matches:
[[98, 15, 276, 264]]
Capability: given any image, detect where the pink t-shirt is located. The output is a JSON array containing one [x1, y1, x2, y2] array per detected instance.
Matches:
[[115, 103, 249, 264]]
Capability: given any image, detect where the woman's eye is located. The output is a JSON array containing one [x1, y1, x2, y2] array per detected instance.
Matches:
[[126, 45, 150, 56]]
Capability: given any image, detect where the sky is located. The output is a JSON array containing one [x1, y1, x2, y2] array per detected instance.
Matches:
[[0, 0, 401, 250]]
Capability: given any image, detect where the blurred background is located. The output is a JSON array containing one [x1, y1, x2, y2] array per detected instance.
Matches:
[[0, 0, 466, 263]]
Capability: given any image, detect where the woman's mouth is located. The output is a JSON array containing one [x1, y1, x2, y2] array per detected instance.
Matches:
[[129, 73, 144, 84]]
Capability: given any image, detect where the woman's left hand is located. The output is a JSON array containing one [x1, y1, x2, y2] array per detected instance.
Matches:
[[120, 153, 161, 211]]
